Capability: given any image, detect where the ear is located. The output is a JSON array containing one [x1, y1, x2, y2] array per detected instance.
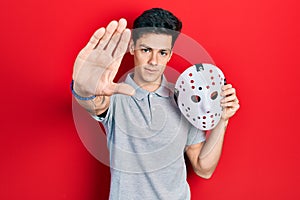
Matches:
[[129, 40, 134, 55]]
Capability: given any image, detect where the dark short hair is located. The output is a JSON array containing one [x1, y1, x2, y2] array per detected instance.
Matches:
[[132, 8, 182, 47]]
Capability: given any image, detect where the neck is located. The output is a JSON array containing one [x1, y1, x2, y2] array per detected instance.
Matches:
[[140, 82, 161, 92]]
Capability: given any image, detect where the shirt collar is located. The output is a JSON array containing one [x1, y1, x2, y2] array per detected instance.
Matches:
[[124, 73, 174, 100]]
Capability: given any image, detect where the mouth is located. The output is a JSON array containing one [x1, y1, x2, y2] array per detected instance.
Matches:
[[144, 67, 158, 73]]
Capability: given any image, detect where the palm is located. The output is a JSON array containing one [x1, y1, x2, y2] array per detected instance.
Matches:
[[72, 19, 133, 97]]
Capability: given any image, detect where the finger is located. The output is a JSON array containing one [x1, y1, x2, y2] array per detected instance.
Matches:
[[222, 84, 232, 91], [113, 28, 131, 58], [225, 103, 240, 113], [117, 18, 127, 32], [111, 82, 136, 96], [221, 94, 237, 103], [85, 27, 105, 50], [106, 19, 128, 55], [234, 103, 240, 111], [96, 20, 119, 50], [221, 101, 239, 108], [221, 87, 236, 97]]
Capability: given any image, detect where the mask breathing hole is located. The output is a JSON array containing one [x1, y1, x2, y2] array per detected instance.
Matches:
[[211, 91, 218, 100], [191, 95, 201, 103]]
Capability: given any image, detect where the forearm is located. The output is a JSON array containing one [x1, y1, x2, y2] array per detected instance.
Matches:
[[196, 119, 228, 177], [187, 83, 239, 179]]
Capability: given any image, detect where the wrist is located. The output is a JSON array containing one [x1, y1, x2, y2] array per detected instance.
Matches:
[[219, 117, 229, 124], [218, 118, 229, 127], [218, 118, 229, 132], [211, 118, 229, 133], [70, 80, 96, 101]]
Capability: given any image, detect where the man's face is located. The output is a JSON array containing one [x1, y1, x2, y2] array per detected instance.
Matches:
[[131, 33, 173, 87]]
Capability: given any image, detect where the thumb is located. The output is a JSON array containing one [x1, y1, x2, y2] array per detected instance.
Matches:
[[112, 82, 136, 96]]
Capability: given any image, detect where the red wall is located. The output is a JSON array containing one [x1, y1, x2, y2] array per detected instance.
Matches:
[[1, 0, 300, 199]]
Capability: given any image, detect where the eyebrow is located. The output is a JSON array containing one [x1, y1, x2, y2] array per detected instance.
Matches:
[[139, 44, 172, 52]]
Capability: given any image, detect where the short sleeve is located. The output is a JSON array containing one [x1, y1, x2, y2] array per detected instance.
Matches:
[[186, 125, 206, 146], [92, 112, 108, 123], [91, 96, 114, 126]]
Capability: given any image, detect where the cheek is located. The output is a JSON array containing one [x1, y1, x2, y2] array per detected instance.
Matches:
[[159, 57, 170, 65], [159, 65, 167, 73], [134, 54, 144, 66]]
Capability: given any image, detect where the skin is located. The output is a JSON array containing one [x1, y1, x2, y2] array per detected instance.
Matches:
[[72, 19, 240, 179], [130, 33, 173, 92]]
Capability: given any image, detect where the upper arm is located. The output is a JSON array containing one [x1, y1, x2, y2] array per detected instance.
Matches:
[[185, 142, 204, 169], [185, 141, 213, 179]]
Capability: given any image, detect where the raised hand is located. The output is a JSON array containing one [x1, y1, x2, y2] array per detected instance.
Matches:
[[72, 18, 135, 98]]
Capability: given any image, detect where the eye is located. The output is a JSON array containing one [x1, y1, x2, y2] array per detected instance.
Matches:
[[191, 95, 201, 103], [210, 91, 218, 100], [141, 48, 151, 53], [160, 50, 168, 57]]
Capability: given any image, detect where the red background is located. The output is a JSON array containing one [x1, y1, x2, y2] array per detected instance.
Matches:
[[1, 0, 300, 199]]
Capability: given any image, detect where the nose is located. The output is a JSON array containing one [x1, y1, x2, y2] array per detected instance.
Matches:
[[203, 103, 211, 113], [148, 51, 158, 66], [201, 96, 211, 113]]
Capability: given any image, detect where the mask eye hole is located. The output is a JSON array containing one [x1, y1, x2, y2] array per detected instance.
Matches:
[[210, 91, 218, 100], [191, 95, 201, 103]]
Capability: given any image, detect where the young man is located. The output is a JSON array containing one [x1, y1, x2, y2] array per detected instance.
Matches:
[[72, 8, 239, 200]]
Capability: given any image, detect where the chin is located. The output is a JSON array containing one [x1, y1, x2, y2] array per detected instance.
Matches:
[[142, 76, 159, 83], [143, 72, 162, 82]]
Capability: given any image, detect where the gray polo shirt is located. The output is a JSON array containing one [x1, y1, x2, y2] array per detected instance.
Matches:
[[94, 73, 205, 200]]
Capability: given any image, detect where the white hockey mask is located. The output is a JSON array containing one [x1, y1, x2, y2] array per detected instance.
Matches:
[[175, 63, 225, 130]]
